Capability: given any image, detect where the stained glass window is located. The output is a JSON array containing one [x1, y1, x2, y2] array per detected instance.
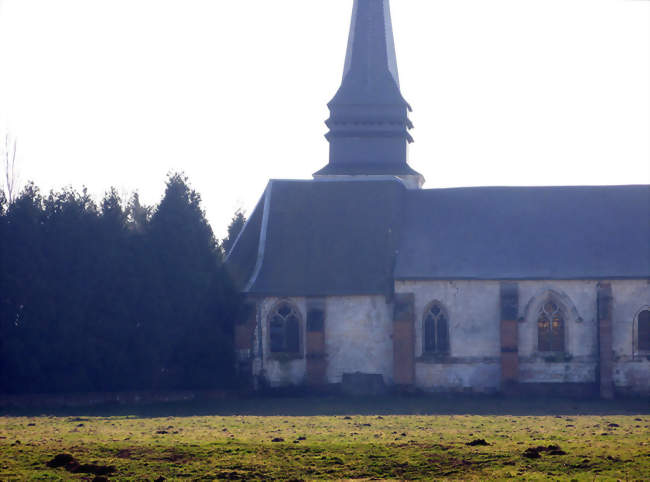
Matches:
[[538, 300, 565, 352]]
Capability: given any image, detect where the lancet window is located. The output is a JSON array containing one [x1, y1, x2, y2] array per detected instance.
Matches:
[[423, 302, 449, 354], [269, 301, 301, 354], [537, 299, 565, 352]]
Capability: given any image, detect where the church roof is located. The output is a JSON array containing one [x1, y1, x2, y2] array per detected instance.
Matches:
[[395, 185, 650, 281], [226, 179, 404, 297], [226, 181, 649, 296]]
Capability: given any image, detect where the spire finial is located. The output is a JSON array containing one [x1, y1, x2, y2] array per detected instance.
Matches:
[[315, 0, 423, 188]]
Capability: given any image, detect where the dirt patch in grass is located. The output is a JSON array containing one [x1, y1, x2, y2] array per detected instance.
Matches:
[[466, 438, 490, 446], [46, 453, 116, 476], [46, 453, 75, 468]]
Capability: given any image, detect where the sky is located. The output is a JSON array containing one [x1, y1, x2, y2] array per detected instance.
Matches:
[[0, 0, 648, 237]]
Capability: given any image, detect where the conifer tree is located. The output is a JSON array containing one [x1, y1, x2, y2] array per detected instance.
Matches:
[[146, 172, 237, 389], [0, 176, 239, 394], [222, 209, 247, 255]]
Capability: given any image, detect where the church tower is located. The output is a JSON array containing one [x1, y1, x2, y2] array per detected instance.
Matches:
[[314, 0, 424, 188]]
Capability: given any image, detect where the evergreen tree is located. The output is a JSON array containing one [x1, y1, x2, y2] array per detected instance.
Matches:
[[0, 183, 46, 392], [126, 192, 151, 234], [0, 189, 6, 391], [222, 209, 247, 255], [145, 172, 237, 389], [0, 175, 239, 394]]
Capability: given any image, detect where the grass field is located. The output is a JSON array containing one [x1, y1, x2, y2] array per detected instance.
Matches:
[[1, 395, 649, 480]]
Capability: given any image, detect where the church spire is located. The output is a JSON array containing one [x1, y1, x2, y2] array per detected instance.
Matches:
[[315, 0, 423, 188], [342, 0, 401, 91]]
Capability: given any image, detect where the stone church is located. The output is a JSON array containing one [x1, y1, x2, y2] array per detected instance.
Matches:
[[227, 0, 650, 397]]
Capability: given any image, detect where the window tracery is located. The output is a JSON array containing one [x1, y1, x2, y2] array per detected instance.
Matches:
[[423, 301, 449, 354], [269, 301, 301, 354], [537, 299, 565, 352]]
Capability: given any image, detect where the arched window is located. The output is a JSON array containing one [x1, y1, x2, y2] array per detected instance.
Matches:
[[637, 309, 650, 352], [269, 301, 301, 354], [537, 299, 565, 352], [423, 302, 449, 354]]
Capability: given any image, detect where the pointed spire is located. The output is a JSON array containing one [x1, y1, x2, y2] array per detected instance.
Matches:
[[315, 0, 422, 187], [342, 0, 401, 90]]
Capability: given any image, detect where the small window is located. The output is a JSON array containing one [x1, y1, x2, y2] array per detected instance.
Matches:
[[537, 300, 565, 352], [269, 301, 301, 354], [423, 302, 449, 354], [638, 309, 650, 352]]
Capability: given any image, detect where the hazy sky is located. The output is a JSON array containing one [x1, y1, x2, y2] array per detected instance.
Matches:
[[1, 0, 648, 237]]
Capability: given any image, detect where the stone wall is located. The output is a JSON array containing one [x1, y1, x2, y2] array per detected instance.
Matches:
[[253, 296, 394, 387], [395, 281, 501, 392], [324, 296, 394, 384], [612, 280, 650, 395], [252, 280, 649, 394], [517, 281, 599, 385], [254, 297, 308, 387]]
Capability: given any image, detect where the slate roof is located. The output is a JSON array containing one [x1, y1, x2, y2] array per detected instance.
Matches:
[[227, 179, 404, 296], [395, 185, 650, 280], [226, 181, 650, 296]]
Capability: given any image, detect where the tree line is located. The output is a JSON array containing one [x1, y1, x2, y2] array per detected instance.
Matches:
[[0, 174, 245, 394]]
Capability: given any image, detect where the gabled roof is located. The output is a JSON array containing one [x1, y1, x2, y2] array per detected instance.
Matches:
[[227, 179, 405, 297], [226, 182, 650, 297]]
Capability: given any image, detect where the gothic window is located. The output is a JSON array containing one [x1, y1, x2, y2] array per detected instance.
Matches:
[[423, 302, 449, 354], [269, 301, 301, 354], [638, 309, 650, 352], [537, 299, 565, 352]]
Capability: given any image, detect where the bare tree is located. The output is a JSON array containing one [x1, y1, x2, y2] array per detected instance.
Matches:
[[3, 131, 19, 204]]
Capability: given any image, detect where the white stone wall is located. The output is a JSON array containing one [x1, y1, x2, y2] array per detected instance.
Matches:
[[253, 295, 394, 387], [396, 280, 608, 387], [253, 297, 308, 387], [253, 279, 649, 393], [612, 280, 650, 394], [324, 296, 394, 384], [395, 280, 501, 392], [517, 281, 599, 384]]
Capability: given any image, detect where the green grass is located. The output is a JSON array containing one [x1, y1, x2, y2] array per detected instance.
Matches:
[[1, 396, 649, 480]]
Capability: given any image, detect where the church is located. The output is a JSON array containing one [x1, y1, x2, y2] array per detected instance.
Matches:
[[227, 0, 650, 398]]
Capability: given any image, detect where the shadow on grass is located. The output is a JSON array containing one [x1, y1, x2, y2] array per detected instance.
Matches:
[[2, 394, 649, 418]]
